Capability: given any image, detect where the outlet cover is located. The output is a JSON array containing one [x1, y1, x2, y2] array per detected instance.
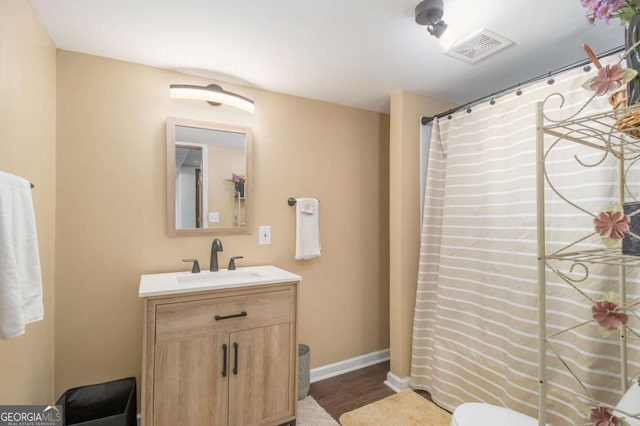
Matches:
[[208, 212, 220, 222], [259, 226, 271, 245]]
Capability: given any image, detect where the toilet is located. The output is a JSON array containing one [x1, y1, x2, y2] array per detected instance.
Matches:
[[450, 402, 537, 426], [451, 380, 640, 426], [614, 380, 640, 426]]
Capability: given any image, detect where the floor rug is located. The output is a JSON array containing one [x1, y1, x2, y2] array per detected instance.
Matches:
[[298, 396, 340, 426], [339, 390, 452, 426]]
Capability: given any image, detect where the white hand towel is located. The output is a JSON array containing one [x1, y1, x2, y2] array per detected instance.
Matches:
[[295, 198, 321, 260], [0, 171, 43, 339], [300, 198, 315, 214]]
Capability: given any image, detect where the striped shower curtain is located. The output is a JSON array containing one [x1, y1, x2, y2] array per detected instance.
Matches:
[[410, 57, 640, 425]]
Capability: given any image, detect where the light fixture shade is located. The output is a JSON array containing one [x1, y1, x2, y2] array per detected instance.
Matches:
[[169, 84, 255, 114]]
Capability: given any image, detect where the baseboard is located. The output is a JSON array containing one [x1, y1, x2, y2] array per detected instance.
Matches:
[[309, 348, 390, 383], [384, 371, 411, 393]]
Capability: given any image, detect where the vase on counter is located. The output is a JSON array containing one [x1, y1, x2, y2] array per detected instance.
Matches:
[[235, 181, 245, 198]]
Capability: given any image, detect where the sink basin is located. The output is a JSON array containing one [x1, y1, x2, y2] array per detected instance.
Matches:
[[139, 265, 301, 297], [177, 269, 264, 284]]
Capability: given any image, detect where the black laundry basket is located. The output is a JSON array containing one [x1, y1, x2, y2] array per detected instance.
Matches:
[[56, 377, 136, 426]]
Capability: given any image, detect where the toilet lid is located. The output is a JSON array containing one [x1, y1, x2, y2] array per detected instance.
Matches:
[[452, 403, 538, 425]]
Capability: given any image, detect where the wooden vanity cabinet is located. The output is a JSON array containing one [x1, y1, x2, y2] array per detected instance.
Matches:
[[142, 282, 298, 426]]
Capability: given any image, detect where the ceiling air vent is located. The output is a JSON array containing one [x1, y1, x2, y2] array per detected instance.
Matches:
[[444, 29, 513, 64]]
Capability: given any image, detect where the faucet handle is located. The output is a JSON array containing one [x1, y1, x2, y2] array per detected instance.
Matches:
[[228, 256, 244, 271], [182, 258, 201, 273]]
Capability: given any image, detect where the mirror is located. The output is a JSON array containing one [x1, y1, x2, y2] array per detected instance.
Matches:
[[167, 117, 252, 236]]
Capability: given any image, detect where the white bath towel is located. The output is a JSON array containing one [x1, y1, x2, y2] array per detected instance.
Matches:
[[295, 198, 321, 260], [0, 171, 43, 339]]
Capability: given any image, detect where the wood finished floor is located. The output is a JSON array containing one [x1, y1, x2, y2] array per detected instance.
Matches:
[[308, 361, 396, 420]]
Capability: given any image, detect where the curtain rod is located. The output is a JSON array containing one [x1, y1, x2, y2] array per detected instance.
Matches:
[[421, 44, 625, 125]]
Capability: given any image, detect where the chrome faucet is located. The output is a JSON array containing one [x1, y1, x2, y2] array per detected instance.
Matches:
[[210, 238, 223, 271]]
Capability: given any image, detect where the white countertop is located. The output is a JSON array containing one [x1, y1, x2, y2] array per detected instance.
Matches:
[[139, 265, 301, 298]]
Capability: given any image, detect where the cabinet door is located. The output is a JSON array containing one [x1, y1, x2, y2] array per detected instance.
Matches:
[[154, 333, 229, 426], [228, 323, 294, 426]]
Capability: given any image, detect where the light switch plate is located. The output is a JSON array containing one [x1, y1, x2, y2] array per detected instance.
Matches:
[[259, 226, 271, 245], [209, 212, 220, 223]]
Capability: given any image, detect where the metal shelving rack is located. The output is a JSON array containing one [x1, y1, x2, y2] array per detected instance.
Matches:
[[234, 191, 246, 226], [536, 99, 640, 425]]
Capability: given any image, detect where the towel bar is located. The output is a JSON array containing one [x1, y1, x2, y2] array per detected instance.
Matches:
[[287, 197, 320, 206]]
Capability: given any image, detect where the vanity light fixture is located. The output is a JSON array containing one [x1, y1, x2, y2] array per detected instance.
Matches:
[[169, 84, 255, 114]]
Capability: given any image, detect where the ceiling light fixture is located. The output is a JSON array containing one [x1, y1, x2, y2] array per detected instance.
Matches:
[[415, 0, 448, 39], [169, 84, 255, 114]]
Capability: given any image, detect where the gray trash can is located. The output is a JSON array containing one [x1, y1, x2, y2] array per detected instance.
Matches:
[[298, 344, 310, 400]]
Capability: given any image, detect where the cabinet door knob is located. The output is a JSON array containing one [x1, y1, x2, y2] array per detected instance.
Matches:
[[233, 342, 239, 375], [222, 344, 228, 378], [214, 311, 247, 321]]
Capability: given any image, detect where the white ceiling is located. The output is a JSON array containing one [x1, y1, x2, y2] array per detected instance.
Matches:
[[29, 0, 624, 113]]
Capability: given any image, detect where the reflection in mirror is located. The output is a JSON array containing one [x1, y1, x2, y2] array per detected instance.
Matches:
[[175, 145, 203, 228], [167, 117, 252, 236]]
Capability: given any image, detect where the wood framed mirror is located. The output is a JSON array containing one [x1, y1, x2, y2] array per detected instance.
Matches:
[[167, 117, 252, 236]]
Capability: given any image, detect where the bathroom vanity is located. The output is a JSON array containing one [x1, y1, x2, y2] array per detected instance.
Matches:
[[139, 266, 301, 426]]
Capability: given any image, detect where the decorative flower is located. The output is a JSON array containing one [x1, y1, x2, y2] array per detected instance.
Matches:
[[592, 299, 628, 331], [581, 43, 638, 94], [231, 173, 244, 184], [590, 406, 621, 426], [231, 173, 245, 196], [582, 0, 640, 25], [589, 64, 626, 95], [594, 210, 630, 239]]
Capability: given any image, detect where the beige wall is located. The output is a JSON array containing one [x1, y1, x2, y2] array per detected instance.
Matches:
[[0, 1, 455, 403], [389, 91, 455, 378], [0, 0, 56, 403], [55, 51, 390, 396]]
